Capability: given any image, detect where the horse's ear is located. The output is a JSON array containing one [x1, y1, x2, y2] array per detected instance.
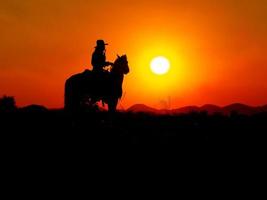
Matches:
[[122, 54, 127, 60], [117, 54, 120, 58]]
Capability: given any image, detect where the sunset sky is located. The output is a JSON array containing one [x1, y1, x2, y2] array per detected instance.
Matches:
[[1, 0, 267, 109]]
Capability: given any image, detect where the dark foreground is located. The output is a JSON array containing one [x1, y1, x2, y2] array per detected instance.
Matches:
[[1, 109, 267, 156], [1, 109, 267, 188]]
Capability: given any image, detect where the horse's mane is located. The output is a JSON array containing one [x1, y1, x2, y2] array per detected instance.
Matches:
[[114, 55, 126, 65]]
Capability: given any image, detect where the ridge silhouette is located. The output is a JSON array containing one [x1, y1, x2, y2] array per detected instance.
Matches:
[[127, 103, 267, 115], [1, 95, 267, 165]]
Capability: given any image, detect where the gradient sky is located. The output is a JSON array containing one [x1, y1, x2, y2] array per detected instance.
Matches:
[[1, 0, 267, 109]]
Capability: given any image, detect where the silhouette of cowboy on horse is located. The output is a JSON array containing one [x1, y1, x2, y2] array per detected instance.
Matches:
[[64, 39, 129, 112]]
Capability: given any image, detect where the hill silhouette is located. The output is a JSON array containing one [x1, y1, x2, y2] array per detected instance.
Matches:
[[127, 103, 267, 115], [223, 103, 258, 115], [127, 104, 160, 114], [19, 104, 48, 113], [172, 105, 199, 114], [200, 104, 221, 114], [0, 99, 267, 167]]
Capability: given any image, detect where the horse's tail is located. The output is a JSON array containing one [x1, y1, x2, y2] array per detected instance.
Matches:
[[64, 71, 93, 111], [64, 77, 79, 111]]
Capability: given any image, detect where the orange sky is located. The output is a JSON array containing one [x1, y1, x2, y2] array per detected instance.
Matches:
[[1, 0, 267, 109]]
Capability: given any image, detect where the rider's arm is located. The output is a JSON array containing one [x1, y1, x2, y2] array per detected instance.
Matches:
[[105, 62, 114, 66]]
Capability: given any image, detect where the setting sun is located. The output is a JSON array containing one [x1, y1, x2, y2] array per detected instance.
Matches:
[[1, 0, 267, 109], [150, 56, 170, 75]]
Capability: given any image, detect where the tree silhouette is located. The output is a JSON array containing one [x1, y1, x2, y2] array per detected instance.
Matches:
[[0, 95, 17, 112]]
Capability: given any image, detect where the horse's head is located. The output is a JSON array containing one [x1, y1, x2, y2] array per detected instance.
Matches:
[[112, 54, 130, 75]]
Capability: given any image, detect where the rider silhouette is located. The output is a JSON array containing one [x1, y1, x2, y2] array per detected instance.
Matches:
[[91, 39, 113, 98], [91, 40, 113, 72]]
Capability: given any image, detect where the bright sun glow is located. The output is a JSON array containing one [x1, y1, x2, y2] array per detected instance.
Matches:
[[150, 56, 170, 75]]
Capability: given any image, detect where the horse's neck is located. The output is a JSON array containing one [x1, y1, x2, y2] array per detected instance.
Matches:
[[111, 65, 123, 76], [110, 70, 124, 84]]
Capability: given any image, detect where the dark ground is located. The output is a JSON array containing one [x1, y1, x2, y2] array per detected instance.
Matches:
[[1, 109, 266, 155], [1, 109, 266, 190]]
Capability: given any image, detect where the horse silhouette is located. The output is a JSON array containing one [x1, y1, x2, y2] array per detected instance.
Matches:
[[65, 55, 129, 112]]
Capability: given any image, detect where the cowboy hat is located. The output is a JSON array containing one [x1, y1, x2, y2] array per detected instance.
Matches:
[[95, 39, 108, 47]]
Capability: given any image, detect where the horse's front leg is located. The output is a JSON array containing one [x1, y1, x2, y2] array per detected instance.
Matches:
[[108, 98, 118, 113]]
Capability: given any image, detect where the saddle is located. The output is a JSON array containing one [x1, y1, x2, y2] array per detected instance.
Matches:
[[86, 70, 111, 99]]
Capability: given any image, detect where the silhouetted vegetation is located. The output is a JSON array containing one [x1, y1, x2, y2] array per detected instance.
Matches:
[[1, 108, 266, 160], [0, 95, 17, 112]]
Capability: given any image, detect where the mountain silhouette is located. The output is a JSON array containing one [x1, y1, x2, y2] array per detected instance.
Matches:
[[127, 104, 160, 114], [20, 104, 48, 113], [127, 103, 267, 115], [260, 105, 267, 112], [222, 103, 257, 115], [200, 104, 221, 114], [172, 106, 199, 114]]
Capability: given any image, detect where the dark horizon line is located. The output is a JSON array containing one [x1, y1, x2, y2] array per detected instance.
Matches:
[[16, 102, 267, 110]]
